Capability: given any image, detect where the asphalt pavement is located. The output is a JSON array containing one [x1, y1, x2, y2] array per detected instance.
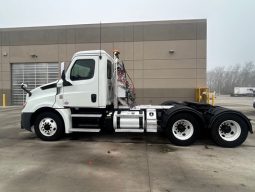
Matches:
[[0, 96, 255, 192]]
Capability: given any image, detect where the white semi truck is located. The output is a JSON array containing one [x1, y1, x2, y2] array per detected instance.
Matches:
[[232, 87, 255, 97], [21, 50, 253, 147]]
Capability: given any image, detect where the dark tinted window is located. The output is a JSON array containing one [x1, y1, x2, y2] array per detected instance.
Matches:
[[107, 60, 112, 79], [70, 59, 95, 81]]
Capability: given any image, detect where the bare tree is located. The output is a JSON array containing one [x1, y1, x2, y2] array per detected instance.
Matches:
[[207, 62, 255, 95]]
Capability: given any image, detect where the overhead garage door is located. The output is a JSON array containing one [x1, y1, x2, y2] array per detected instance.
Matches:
[[12, 63, 59, 105]]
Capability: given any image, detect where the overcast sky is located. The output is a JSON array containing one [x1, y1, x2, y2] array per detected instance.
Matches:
[[0, 0, 254, 70]]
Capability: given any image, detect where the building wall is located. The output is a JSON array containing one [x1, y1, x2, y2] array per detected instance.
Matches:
[[0, 19, 206, 105]]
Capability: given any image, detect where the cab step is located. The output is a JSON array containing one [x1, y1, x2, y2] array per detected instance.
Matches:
[[70, 128, 100, 132]]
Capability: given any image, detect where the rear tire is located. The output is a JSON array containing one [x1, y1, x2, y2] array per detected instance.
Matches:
[[34, 112, 64, 141], [211, 114, 248, 147], [165, 113, 199, 146]]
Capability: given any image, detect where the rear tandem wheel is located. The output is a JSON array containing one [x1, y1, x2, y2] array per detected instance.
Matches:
[[165, 113, 199, 146], [210, 114, 249, 147]]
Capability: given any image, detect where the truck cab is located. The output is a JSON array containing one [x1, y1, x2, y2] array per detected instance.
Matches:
[[21, 50, 253, 147], [55, 50, 114, 108]]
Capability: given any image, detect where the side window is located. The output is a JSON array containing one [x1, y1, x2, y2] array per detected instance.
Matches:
[[107, 60, 112, 79], [70, 59, 95, 81]]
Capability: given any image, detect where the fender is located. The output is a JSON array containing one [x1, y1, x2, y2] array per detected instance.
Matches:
[[207, 106, 253, 133], [34, 101, 72, 134], [24, 95, 56, 113], [52, 103, 72, 133], [55, 108, 72, 134], [161, 104, 205, 129], [21, 101, 57, 132], [23, 106, 71, 133]]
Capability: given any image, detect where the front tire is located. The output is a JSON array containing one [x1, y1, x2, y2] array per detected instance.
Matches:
[[165, 113, 199, 146], [34, 112, 64, 141], [211, 114, 248, 147]]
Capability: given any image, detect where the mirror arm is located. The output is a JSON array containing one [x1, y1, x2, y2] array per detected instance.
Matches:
[[21, 83, 32, 97], [61, 70, 72, 86]]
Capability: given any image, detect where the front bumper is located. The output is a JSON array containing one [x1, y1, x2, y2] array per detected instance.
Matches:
[[21, 112, 33, 132]]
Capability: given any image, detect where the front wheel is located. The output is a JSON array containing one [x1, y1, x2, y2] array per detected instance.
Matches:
[[211, 114, 248, 147], [165, 113, 199, 146], [34, 112, 64, 141]]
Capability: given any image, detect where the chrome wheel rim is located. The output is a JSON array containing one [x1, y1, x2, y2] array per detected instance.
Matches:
[[218, 120, 241, 141], [39, 118, 57, 137], [172, 119, 194, 140]]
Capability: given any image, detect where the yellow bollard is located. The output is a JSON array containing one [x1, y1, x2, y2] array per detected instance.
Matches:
[[212, 94, 215, 106], [2, 94, 6, 108], [207, 91, 210, 104]]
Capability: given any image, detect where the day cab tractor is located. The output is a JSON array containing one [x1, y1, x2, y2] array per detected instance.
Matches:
[[21, 50, 253, 147]]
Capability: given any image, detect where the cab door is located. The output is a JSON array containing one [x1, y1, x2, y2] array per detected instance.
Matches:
[[61, 56, 99, 108]]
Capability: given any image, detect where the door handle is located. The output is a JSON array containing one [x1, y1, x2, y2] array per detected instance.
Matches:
[[91, 94, 97, 103]]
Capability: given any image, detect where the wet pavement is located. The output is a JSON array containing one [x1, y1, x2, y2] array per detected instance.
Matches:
[[0, 96, 255, 192]]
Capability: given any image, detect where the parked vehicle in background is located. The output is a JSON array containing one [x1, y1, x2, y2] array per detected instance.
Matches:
[[231, 87, 255, 97]]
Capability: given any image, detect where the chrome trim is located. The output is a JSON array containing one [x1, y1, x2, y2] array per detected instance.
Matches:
[[71, 114, 102, 118], [70, 128, 100, 132], [115, 129, 144, 133]]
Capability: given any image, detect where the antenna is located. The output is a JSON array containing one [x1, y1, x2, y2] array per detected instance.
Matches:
[[99, 21, 102, 60]]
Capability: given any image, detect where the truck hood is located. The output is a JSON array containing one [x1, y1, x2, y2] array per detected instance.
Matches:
[[26, 80, 59, 101]]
